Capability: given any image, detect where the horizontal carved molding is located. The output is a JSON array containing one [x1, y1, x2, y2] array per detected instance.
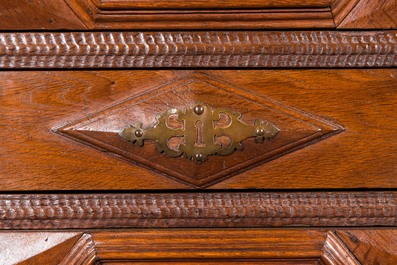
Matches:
[[0, 191, 396, 229], [0, 31, 396, 69]]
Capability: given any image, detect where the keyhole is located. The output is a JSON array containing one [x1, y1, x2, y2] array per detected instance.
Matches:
[[195, 120, 205, 147]]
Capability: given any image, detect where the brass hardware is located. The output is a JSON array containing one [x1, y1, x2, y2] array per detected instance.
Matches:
[[120, 103, 279, 163], [193, 105, 205, 115]]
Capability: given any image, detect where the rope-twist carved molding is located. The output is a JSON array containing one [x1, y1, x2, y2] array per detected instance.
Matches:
[[0, 31, 396, 68], [0, 192, 396, 229]]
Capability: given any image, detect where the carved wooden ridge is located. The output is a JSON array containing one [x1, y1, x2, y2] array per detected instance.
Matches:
[[120, 103, 279, 164], [0, 192, 396, 229], [0, 31, 396, 69]]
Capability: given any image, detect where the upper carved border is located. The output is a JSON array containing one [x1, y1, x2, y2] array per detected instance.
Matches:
[[0, 31, 396, 69], [1, 191, 396, 229]]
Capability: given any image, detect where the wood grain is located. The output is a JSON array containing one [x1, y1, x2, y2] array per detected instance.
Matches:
[[92, 9, 334, 30], [338, 0, 397, 29], [102, 261, 318, 264], [0, 0, 87, 30], [93, 0, 330, 9], [1, 31, 396, 69], [330, 0, 360, 26], [0, 70, 395, 190], [60, 234, 96, 265], [0, 192, 396, 229], [337, 230, 397, 265], [92, 229, 327, 261], [209, 69, 397, 189], [321, 232, 359, 265]]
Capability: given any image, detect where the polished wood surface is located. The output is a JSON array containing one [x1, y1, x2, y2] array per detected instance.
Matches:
[[0, 0, 86, 30], [338, 0, 397, 29], [0, 70, 395, 190], [337, 230, 397, 265], [92, 0, 330, 9], [330, 0, 361, 26]]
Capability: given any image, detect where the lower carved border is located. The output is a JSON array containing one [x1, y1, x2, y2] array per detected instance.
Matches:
[[0, 191, 396, 229]]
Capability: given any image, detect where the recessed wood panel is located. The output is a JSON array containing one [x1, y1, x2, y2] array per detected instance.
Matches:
[[92, 230, 326, 260], [94, 0, 330, 9], [66, 0, 335, 29], [101, 261, 319, 264]]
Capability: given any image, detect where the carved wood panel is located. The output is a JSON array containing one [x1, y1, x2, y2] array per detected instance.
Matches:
[[57, 73, 342, 187]]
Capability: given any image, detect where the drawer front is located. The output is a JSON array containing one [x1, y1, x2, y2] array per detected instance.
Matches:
[[1, 69, 395, 190]]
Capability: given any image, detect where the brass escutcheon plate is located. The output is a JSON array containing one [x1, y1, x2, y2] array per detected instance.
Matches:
[[120, 103, 279, 163]]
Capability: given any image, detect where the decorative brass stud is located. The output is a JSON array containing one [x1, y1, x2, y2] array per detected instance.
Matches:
[[256, 128, 265, 136], [134, 129, 143, 138], [194, 153, 206, 164], [193, 105, 205, 115]]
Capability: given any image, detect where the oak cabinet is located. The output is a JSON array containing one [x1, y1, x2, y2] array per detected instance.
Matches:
[[0, 0, 396, 264]]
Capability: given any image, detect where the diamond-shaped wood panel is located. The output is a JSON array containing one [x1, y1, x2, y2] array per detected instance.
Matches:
[[57, 73, 343, 188]]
